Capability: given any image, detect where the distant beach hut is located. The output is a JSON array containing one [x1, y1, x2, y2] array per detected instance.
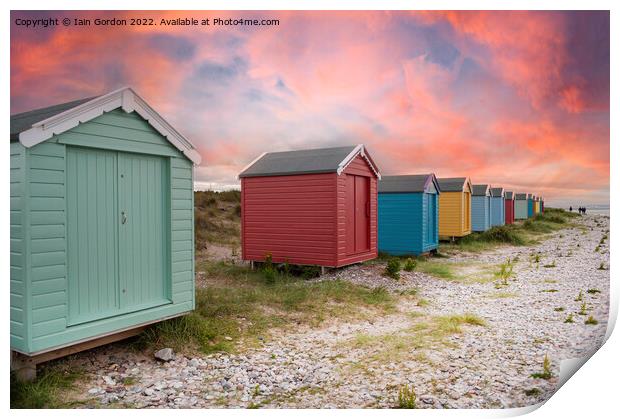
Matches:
[[515, 193, 528, 220], [378, 174, 440, 256], [490, 187, 505, 227], [540, 196, 545, 213], [437, 177, 472, 239], [471, 184, 492, 232], [239, 144, 381, 268], [504, 191, 515, 225], [527, 194, 535, 218]]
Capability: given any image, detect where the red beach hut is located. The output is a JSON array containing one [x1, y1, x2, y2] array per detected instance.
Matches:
[[239, 144, 381, 268], [504, 191, 515, 225]]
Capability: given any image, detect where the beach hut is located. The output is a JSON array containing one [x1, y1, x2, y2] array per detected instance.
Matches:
[[471, 184, 492, 232], [514, 193, 528, 220], [239, 144, 381, 268], [10, 87, 200, 378], [378, 174, 440, 256], [528, 194, 535, 217], [490, 187, 505, 227], [504, 191, 515, 225], [437, 177, 472, 239], [534, 196, 540, 215], [541, 196, 545, 213]]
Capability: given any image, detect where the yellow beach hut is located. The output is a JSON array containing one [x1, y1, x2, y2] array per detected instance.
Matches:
[[437, 177, 472, 239]]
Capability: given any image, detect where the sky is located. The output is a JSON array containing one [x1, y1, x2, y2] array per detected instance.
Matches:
[[10, 10, 609, 206]]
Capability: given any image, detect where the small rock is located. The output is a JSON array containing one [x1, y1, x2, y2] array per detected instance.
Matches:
[[420, 395, 436, 405], [88, 387, 102, 395], [154, 348, 175, 362], [224, 336, 233, 341]]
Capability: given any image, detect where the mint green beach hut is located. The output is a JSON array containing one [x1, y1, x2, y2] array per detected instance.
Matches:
[[10, 88, 201, 377], [514, 193, 528, 220]]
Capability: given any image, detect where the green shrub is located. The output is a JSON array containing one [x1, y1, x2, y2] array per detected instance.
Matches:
[[564, 313, 574, 323], [397, 384, 417, 409], [384, 258, 401, 280], [403, 258, 417, 272]]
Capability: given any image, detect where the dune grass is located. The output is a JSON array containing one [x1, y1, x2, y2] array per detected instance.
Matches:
[[441, 208, 577, 253], [138, 260, 398, 354]]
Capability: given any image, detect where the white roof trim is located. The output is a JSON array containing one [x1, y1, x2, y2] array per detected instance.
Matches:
[[237, 152, 267, 180], [336, 144, 381, 179], [18, 87, 201, 165]]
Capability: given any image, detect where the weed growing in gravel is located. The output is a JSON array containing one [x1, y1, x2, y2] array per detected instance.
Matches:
[[494, 259, 515, 286], [575, 290, 584, 302], [587, 289, 601, 294], [598, 262, 607, 270], [397, 384, 417, 409], [594, 245, 600, 253], [487, 291, 519, 299], [543, 260, 556, 268], [416, 298, 430, 307], [579, 302, 588, 315], [524, 388, 541, 397], [530, 354, 552, 380], [554, 307, 565, 312], [385, 258, 402, 280], [564, 313, 575, 323], [540, 289, 559, 293], [403, 258, 417, 272], [585, 316, 599, 325]]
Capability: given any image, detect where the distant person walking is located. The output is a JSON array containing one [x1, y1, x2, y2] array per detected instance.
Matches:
[[570, 206, 573, 212], [583, 207, 587, 215]]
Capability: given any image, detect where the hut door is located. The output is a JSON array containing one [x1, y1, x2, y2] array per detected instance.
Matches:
[[67, 148, 121, 325], [118, 153, 169, 312], [67, 149, 169, 325], [345, 175, 370, 254]]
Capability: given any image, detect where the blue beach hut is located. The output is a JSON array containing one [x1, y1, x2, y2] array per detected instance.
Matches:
[[471, 184, 491, 232], [527, 194, 534, 218], [489, 187, 505, 227], [378, 174, 440, 255]]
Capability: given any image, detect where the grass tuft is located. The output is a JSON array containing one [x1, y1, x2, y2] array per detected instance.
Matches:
[[585, 315, 599, 325], [11, 367, 82, 408], [530, 354, 553, 380], [397, 384, 417, 409]]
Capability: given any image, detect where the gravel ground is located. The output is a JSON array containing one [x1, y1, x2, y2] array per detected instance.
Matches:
[[64, 215, 609, 409]]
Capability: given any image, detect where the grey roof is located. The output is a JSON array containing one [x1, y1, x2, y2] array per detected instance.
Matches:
[[239, 145, 378, 178], [437, 177, 469, 192], [379, 174, 440, 194], [505, 191, 514, 199], [10, 97, 98, 141], [490, 187, 505, 198], [515, 193, 527, 200], [472, 184, 490, 196]]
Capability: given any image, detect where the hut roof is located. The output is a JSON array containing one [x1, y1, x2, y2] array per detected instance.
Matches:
[[515, 193, 527, 200], [505, 191, 514, 200], [490, 187, 505, 197], [379, 174, 440, 194], [239, 144, 380, 178], [9, 87, 201, 164], [437, 177, 472, 193], [472, 184, 491, 196]]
